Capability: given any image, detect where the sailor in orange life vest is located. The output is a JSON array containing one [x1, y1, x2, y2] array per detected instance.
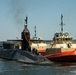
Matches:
[[21, 25, 31, 51]]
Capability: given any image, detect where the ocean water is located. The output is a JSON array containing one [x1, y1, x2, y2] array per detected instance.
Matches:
[[0, 59, 76, 75]]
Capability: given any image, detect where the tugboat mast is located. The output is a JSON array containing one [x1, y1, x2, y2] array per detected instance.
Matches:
[[34, 26, 36, 37], [60, 14, 65, 33]]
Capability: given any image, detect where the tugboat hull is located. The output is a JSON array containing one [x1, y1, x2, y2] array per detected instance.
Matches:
[[45, 50, 76, 62]]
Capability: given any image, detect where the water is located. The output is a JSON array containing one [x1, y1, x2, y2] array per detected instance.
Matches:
[[0, 59, 76, 75]]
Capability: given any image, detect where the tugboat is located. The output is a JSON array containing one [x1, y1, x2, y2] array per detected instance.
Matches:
[[31, 26, 51, 53], [44, 14, 76, 62]]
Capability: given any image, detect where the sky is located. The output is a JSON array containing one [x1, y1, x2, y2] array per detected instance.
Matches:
[[0, 0, 76, 41]]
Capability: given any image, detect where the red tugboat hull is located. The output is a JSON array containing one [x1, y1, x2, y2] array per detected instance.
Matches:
[[45, 50, 76, 62]]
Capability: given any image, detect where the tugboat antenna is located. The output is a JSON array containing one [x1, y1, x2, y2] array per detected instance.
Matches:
[[34, 26, 36, 37], [59, 14, 65, 33]]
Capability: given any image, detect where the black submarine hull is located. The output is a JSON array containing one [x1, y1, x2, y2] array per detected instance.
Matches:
[[0, 48, 51, 64]]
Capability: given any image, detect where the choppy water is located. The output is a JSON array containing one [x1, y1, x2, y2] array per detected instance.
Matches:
[[0, 59, 76, 75]]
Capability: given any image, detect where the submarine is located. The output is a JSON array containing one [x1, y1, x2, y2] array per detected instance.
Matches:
[[0, 17, 51, 65]]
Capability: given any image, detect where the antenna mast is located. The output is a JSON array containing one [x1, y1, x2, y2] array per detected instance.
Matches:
[[60, 14, 65, 33], [25, 16, 28, 26], [34, 26, 36, 37]]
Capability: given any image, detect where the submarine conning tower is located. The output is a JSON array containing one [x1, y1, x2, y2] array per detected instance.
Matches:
[[21, 16, 30, 50], [21, 16, 28, 40]]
